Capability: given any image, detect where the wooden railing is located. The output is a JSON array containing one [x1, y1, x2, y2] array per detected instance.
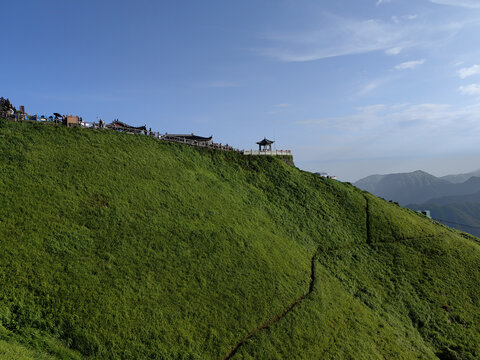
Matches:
[[1, 116, 292, 157], [160, 135, 241, 152]]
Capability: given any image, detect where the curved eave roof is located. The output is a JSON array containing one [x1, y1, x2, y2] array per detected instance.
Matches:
[[164, 134, 213, 141], [106, 120, 147, 131], [256, 138, 274, 146]]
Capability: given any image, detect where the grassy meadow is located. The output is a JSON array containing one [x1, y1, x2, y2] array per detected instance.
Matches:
[[0, 119, 480, 359]]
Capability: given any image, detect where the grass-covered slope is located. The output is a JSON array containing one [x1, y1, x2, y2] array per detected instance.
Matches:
[[1, 119, 480, 359]]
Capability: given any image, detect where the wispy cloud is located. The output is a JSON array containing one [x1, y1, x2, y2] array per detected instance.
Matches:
[[258, 11, 470, 63], [358, 78, 390, 96], [260, 17, 413, 62], [385, 47, 402, 55], [376, 0, 391, 6], [395, 59, 425, 70], [391, 14, 418, 23], [459, 83, 480, 96], [458, 64, 480, 78], [296, 102, 480, 159], [430, 0, 480, 8], [298, 103, 457, 129], [268, 103, 291, 115]]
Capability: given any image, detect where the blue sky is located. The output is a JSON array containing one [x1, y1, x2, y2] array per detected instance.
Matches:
[[3, 0, 480, 181]]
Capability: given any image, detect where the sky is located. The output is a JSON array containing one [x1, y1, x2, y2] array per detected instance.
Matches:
[[2, 0, 480, 181]]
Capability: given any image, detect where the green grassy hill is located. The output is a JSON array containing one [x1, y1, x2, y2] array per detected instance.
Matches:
[[1, 119, 480, 359]]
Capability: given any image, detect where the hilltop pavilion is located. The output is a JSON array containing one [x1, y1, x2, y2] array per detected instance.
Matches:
[[257, 138, 274, 151]]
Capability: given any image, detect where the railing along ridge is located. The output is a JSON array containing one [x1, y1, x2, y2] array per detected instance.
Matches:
[[1, 116, 291, 156]]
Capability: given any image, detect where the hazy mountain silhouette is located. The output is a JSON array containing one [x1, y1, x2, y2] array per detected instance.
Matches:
[[355, 169, 480, 236], [355, 170, 480, 205], [440, 169, 480, 184], [407, 192, 480, 237]]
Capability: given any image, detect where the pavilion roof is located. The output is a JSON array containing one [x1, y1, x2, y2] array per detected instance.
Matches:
[[106, 120, 147, 131], [163, 134, 213, 142], [256, 138, 274, 146]]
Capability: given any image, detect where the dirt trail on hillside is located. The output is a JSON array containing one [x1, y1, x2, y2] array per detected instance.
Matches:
[[222, 197, 444, 359], [222, 252, 317, 360], [223, 197, 380, 359]]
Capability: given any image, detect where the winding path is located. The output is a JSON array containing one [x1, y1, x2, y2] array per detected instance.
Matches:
[[222, 251, 318, 360], [223, 197, 371, 359], [222, 196, 443, 359]]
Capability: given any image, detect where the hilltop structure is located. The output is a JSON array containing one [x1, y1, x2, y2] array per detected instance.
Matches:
[[65, 115, 80, 128], [257, 137, 274, 152], [243, 137, 291, 156], [163, 133, 213, 147], [1, 95, 292, 157], [106, 119, 147, 133]]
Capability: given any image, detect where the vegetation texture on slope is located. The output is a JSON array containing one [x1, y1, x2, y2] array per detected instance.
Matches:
[[0, 119, 480, 359]]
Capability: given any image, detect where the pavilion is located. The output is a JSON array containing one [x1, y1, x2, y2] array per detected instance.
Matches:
[[256, 138, 274, 152]]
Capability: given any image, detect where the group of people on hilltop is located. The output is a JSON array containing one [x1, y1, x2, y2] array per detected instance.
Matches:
[[0, 98, 153, 134], [1, 96, 242, 153]]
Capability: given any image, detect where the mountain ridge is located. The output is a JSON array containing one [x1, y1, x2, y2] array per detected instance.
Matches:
[[440, 169, 480, 184], [407, 189, 480, 237], [354, 170, 480, 205]]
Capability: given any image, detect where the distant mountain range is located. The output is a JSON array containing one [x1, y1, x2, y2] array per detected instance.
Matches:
[[408, 190, 480, 237], [354, 170, 480, 206], [440, 169, 480, 184], [355, 169, 480, 237]]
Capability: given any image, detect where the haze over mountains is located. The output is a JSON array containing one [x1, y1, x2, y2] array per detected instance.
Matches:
[[355, 169, 480, 237], [355, 170, 480, 206], [440, 170, 480, 184]]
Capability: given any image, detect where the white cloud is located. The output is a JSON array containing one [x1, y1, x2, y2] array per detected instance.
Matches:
[[268, 103, 291, 115], [391, 15, 417, 24], [376, 0, 391, 6], [296, 103, 470, 148], [458, 64, 480, 78], [259, 16, 418, 62], [298, 103, 480, 131], [296, 102, 480, 161], [430, 0, 480, 8], [386, 47, 402, 55], [357, 104, 388, 113], [459, 83, 480, 95], [358, 79, 388, 96], [292, 102, 480, 183], [258, 12, 470, 63], [395, 59, 426, 70]]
